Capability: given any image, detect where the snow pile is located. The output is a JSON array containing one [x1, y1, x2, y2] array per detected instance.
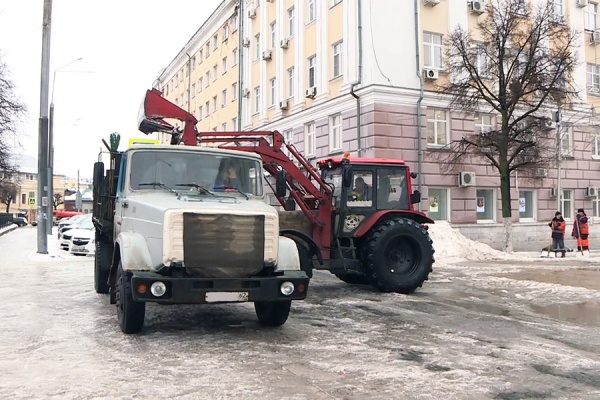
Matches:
[[427, 221, 514, 261]]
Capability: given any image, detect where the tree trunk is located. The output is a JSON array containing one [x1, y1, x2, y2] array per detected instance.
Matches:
[[499, 157, 513, 252], [4, 201, 10, 213]]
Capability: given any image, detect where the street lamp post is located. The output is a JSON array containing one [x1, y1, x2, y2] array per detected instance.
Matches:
[[48, 57, 83, 235], [555, 107, 562, 214]]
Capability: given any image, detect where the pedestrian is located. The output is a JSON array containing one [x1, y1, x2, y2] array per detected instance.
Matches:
[[572, 208, 590, 255], [548, 211, 567, 258]]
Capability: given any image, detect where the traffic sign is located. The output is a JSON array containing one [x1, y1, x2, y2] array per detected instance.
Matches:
[[28, 197, 35, 206]]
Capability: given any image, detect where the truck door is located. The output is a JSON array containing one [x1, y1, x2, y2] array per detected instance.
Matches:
[[113, 152, 127, 239]]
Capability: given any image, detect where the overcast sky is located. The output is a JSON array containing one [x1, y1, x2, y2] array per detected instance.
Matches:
[[0, 0, 222, 178]]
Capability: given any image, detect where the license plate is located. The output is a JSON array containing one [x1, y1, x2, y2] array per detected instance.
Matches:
[[72, 246, 86, 252], [205, 292, 249, 303]]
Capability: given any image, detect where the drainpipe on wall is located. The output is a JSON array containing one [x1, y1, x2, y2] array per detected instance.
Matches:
[[350, 0, 363, 154], [186, 52, 192, 113], [414, 0, 424, 211], [237, 0, 244, 131]]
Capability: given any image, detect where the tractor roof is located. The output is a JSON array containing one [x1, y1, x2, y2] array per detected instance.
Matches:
[[318, 156, 406, 167]]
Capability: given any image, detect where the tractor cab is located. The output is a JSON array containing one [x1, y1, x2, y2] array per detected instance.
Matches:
[[318, 154, 422, 215]]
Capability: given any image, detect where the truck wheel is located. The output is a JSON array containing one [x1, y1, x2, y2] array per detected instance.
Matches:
[[115, 261, 145, 334], [335, 273, 369, 285], [94, 240, 111, 294], [362, 218, 434, 294], [254, 301, 291, 327]]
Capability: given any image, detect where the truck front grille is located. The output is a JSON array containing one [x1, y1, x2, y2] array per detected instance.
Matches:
[[182, 213, 265, 278]]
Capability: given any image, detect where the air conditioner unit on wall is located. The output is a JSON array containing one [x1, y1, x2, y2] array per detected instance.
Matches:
[[424, 68, 439, 80], [242, 89, 250, 98], [248, 8, 257, 18], [577, 0, 589, 8], [586, 186, 598, 197], [280, 38, 290, 49], [305, 87, 317, 99], [550, 188, 558, 197], [458, 171, 476, 187], [591, 30, 600, 45], [262, 50, 272, 61], [535, 168, 548, 178], [242, 38, 250, 47], [543, 117, 557, 130], [470, 0, 486, 14], [423, 0, 440, 6], [279, 100, 289, 110]]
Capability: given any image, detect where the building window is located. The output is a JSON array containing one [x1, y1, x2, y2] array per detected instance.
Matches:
[[191, 56, 196, 70], [222, 89, 227, 106], [198, 78, 203, 93], [475, 114, 495, 134], [232, 14, 238, 32], [205, 101, 210, 117], [199, 49, 203, 63], [212, 65, 217, 81], [333, 41, 343, 78], [222, 123, 227, 131], [270, 22, 277, 49], [329, 114, 342, 151], [426, 109, 448, 146], [205, 72, 210, 87], [254, 86, 261, 114], [427, 188, 448, 221], [284, 129, 294, 158], [198, 106, 203, 121], [586, 3, 598, 31], [222, 57, 227, 74], [191, 84, 196, 98], [21, 193, 26, 204], [212, 96, 217, 113], [550, 0, 563, 18], [222, 25, 229, 41], [560, 126, 573, 157], [305, 122, 316, 156], [232, 48, 238, 65], [288, 7, 295, 37], [308, 56, 317, 88], [270, 78, 276, 107], [475, 45, 489, 76], [423, 32, 443, 69], [232, 117, 238, 130], [213, 34, 219, 50], [587, 64, 600, 93], [592, 192, 600, 219], [232, 82, 238, 100], [255, 34, 261, 61], [559, 190, 573, 219], [287, 67, 295, 98], [476, 189, 495, 222], [308, 0, 316, 22], [593, 133, 600, 157], [518, 190, 535, 221]]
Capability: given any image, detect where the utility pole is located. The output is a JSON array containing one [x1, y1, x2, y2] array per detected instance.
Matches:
[[555, 107, 562, 214], [237, 0, 244, 130], [37, 0, 52, 254]]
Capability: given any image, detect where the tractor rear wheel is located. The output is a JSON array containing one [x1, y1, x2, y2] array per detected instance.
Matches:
[[335, 273, 369, 285], [362, 218, 434, 294]]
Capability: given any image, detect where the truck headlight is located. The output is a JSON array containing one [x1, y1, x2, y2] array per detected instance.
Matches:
[[280, 281, 295, 296], [150, 282, 167, 297]]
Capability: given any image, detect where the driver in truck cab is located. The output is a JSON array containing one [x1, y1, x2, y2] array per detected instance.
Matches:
[[350, 177, 372, 201], [213, 160, 241, 191]]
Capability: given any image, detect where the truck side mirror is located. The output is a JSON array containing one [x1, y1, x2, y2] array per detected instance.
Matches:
[[276, 170, 287, 197], [410, 172, 418, 179], [342, 165, 353, 188], [410, 190, 421, 204]]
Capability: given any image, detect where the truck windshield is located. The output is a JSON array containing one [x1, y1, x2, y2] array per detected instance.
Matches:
[[129, 150, 263, 196]]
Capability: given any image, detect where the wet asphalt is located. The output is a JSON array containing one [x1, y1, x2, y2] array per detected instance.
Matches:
[[1, 227, 599, 400]]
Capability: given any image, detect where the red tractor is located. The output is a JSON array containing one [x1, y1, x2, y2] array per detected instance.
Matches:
[[139, 88, 435, 294]]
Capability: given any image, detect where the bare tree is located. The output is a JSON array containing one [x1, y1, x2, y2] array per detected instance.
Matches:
[[0, 180, 18, 213], [436, 0, 579, 251], [53, 193, 64, 208], [0, 54, 25, 175]]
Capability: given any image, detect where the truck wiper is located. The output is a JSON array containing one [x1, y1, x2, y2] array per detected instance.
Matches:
[[174, 183, 216, 196], [212, 185, 250, 200], [138, 182, 176, 193]]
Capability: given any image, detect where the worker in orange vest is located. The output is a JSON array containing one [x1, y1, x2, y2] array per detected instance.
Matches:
[[549, 211, 567, 258], [572, 208, 590, 255]]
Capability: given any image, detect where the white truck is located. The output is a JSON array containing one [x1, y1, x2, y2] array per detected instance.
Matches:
[[92, 141, 310, 334]]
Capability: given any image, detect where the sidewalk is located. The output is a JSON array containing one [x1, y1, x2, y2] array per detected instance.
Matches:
[[0, 224, 17, 237]]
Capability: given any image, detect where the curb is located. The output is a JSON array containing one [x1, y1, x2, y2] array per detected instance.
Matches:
[[0, 225, 18, 237]]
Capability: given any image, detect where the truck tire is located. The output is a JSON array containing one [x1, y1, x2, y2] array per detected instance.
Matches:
[[94, 240, 111, 294], [362, 218, 434, 294], [254, 301, 291, 327], [335, 273, 369, 285], [115, 261, 145, 334]]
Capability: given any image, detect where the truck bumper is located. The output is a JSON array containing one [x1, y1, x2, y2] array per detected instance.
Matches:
[[130, 271, 310, 304]]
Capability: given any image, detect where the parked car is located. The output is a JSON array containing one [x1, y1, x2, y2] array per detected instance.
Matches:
[[13, 217, 28, 227], [60, 217, 93, 250], [58, 214, 90, 239], [68, 225, 95, 256]]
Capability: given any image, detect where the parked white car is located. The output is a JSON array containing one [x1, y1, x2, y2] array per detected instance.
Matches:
[[68, 227, 95, 256], [60, 218, 94, 251]]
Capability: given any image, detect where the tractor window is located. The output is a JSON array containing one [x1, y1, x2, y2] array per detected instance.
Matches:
[[322, 167, 343, 206], [377, 168, 409, 210], [348, 172, 373, 207]]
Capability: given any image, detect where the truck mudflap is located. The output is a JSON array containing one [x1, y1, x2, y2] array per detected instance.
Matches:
[[130, 271, 309, 304]]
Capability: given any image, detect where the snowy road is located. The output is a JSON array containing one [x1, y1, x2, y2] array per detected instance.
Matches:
[[1, 226, 600, 399]]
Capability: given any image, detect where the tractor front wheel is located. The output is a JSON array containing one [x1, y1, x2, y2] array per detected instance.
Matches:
[[362, 218, 434, 294]]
